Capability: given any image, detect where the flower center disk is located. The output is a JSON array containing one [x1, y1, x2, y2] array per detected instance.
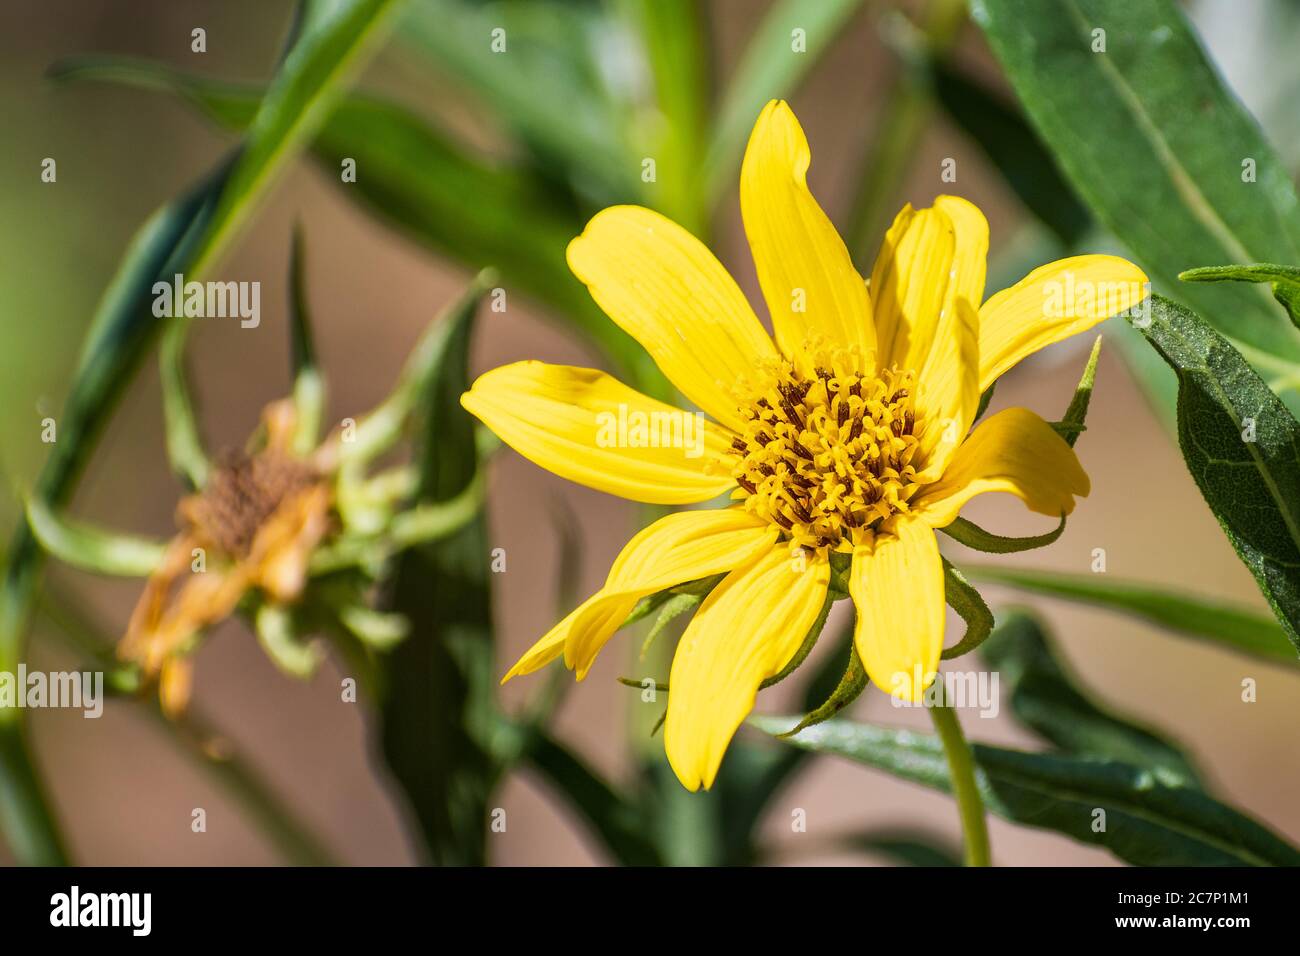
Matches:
[[730, 360, 924, 551]]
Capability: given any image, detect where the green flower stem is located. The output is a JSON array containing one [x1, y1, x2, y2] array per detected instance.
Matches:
[[928, 699, 991, 867]]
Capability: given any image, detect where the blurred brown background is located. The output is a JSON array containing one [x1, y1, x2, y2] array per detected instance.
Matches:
[[1, 0, 1296, 865]]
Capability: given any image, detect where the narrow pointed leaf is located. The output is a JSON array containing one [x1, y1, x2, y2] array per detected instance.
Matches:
[[1054, 335, 1101, 448], [376, 279, 496, 865], [1125, 296, 1300, 651], [940, 559, 994, 659], [941, 514, 1066, 554], [25, 500, 166, 577], [51, 57, 650, 384], [1181, 263, 1300, 329], [964, 564, 1297, 667], [756, 717, 1300, 866], [288, 226, 324, 454], [778, 640, 867, 737], [971, 0, 1300, 367]]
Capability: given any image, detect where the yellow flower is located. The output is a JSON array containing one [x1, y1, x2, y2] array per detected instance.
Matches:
[[119, 399, 333, 716], [463, 100, 1148, 791]]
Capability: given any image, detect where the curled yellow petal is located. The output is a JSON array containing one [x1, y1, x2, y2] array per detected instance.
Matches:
[[912, 407, 1089, 528], [502, 509, 777, 683], [870, 204, 955, 370], [462, 361, 737, 505], [978, 254, 1149, 390], [567, 205, 778, 432], [665, 544, 829, 791]]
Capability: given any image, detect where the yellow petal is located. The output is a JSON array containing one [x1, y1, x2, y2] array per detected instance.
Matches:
[[870, 204, 955, 370], [740, 100, 874, 368], [911, 407, 1090, 528], [916, 296, 980, 474], [567, 206, 779, 433], [462, 362, 737, 505], [665, 544, 829, 791], [502, 509, 778, 683], [934, 195, 989, 314], [850, 518, 944, 702], [978, 254, 1149, 391]]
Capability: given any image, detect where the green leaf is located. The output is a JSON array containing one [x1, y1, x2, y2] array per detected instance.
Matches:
[[940, 559, 994, 659], [516, 728, 662, 866], [980, 611, 1202, 786], [964, 564, 1297, 667], [254, 603, 322, 679], [1053, 334, 1102, 448], [971, 0, 1300, 369], [640, 591, 703, 658], [622, 574, 722, 630], [929, 60, 1092, 245], [193, 0, 401, 280], [1181, 263, 1300, 329], [1124, 295, 1300, 651], [756, 717, 1300, 866], [778, 639, 867, 737], [159, 319, 210, 490], [941, 514, 1066, 554], [704, 0, 867, 202], [24, 499, 166, 577], [375, 279, 497, 865], [336, 605, 409, 651], [288, 225, 324, 455], [52, 56, 654, 387]]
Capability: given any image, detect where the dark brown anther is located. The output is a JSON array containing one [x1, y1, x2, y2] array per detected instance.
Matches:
[[848, 417, 864, 442], [789, 498, 813, 523], [737, 475, 758, 495], [780, 399, 805, 431], [849, 380, 862, 398], [836, 401, 849, 428], [790, 439, 814, 461], [772, 510, 793, 530], [731, 437, 748, 453]]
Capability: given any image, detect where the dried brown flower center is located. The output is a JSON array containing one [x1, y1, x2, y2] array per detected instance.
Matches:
[[184, 450, 318, 559]]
